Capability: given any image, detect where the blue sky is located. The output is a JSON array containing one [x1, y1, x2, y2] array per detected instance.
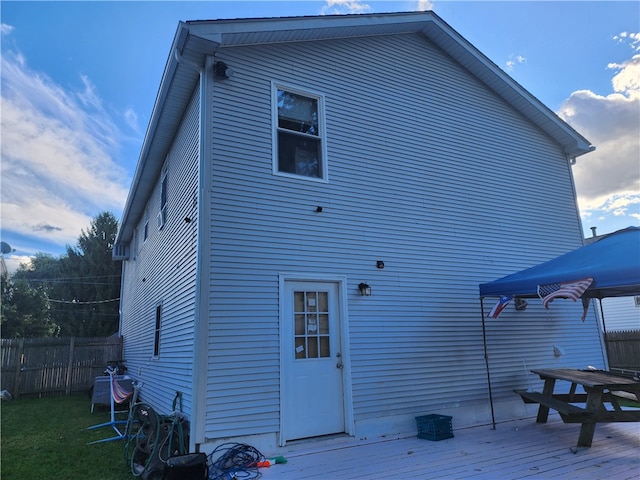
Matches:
[[1, 1, 639, 272]]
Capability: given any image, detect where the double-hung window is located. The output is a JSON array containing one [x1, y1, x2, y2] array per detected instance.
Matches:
[[273, 84, 327, 181], [153, 303, 162, 357]]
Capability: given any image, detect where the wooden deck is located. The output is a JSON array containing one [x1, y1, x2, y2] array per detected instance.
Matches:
[[261, 415, 640, 479]]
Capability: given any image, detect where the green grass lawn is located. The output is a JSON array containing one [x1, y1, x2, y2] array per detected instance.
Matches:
[[1, 394, 133, 480]]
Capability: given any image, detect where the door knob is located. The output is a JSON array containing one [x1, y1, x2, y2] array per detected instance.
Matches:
[[336, 362, 343, 369]]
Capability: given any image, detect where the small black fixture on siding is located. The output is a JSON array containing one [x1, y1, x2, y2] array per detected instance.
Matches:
[[358, 283, 372, 296], [214, 61, 233, 79]]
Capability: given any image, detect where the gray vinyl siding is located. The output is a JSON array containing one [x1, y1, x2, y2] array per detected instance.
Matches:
[[602, 297, 640, 331], [119, 87, 200, 416], [203, 32, 602, 440]]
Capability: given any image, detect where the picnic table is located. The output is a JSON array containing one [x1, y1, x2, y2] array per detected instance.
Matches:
[[514, 368, 640, 447]]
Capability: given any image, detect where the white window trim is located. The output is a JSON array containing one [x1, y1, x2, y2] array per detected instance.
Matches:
[[153, 301, 162, 359], [143, 206, 149, 243], [271, 82, 328, 183], [158, 160, 168, 230]]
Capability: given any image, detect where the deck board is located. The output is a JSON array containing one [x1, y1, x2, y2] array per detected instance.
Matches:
[[260, 415, 640, 479]]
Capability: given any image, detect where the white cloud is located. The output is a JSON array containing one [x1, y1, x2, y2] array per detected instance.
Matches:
[[321, 0, 371, 15], [1, 23, 14, 35], [558, 36, 640, 232], [506, 54, 527, 71], [416, 0, 435, 11], [608, 54, 640, 99], [613, 31, 640, 52], [321, 0, 434, 15], [3, 255, 33, 274], [0, 47, 130, 250], [124, 108, 140, 133]]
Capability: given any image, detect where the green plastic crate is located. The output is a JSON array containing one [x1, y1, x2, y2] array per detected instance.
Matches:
[[415, 414, 454, 441]]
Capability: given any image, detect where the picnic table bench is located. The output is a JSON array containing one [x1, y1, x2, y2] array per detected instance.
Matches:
[[514, 368, 640, 447]]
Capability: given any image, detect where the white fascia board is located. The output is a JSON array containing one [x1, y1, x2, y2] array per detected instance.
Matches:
[[186, 11, 435, 45]]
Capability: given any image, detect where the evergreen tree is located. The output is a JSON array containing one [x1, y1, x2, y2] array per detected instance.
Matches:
[[57, 212, 122, 336]]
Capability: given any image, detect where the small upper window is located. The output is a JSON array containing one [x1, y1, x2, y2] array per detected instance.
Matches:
[[143, 207, 149, 241], [273, 85, 327, 181], [158, 163, 168, 230]]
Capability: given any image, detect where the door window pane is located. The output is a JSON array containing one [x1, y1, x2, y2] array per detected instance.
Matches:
[[295, 314, 305, 335], [319, 314, 329, 334], [319, 337, 330, 357], [318, 292, 328, 311], [294, 292, 304, 311], [307, 337, 318, 358], [307, 314, 318, 334], [295, 337, 306, 360]]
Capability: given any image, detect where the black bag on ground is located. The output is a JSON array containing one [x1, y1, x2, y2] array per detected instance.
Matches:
[[164, 452, 208, 480]]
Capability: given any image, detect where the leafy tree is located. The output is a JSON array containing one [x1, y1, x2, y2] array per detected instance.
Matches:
[[12, 252, 62, 297], [1, 273, 59, 337]]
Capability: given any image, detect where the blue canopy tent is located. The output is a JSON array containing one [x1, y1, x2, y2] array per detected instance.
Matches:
[[479, 226, 640, 300], [477, 226, 640, 427]]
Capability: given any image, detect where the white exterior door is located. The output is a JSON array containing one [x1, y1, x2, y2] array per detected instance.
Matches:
[[282, 280, 345, 441]]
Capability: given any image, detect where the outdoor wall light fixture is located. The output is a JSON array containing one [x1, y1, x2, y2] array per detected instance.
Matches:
[[376, 260, 385, 269], [358, 283, 372, 296], [514, 297, 528, 311], [316, 206, 323, 213], [214, 61, 234, 79]]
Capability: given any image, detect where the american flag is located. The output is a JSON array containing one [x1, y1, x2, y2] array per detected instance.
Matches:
[[538, 277, 593, 309], [488, 295, 512, 318]]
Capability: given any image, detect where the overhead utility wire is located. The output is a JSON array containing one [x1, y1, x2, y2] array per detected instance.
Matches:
[[22, 274, 121, 280], [47, 298, 120, 305], [23, 277, 120, 285]]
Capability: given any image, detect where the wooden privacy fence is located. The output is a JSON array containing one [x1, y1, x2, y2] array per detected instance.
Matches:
[[606, 330, 640, 370], [1, 336, 123, 399], [1, 332, 635, 398]]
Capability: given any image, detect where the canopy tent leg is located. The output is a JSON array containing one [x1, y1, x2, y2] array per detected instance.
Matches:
[[598, 298, 611, 369], [480, 297, 496, 429]]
